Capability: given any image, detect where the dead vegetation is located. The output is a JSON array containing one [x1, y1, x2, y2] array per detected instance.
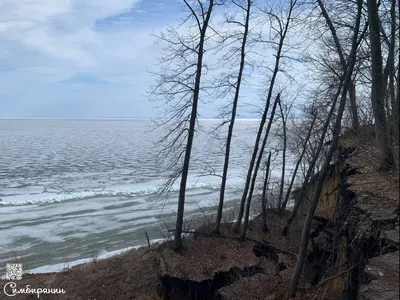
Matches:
[[0, 244, 161, 300]]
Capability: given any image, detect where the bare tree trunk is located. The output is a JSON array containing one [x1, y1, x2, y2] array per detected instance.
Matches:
[[280, 113, 317, 211], [234, 97, 270, 233], [261, 152, 272, 232], [285, 0, 362, 296], [214, 0, 252, 234], [317, 0, 360, 132], [277, 100, 287, 210], [348, 80, 360, 131], [366, 0, 395, 171], [282, 0, 369, 238], [316, 0, 345, 66], [240, 94, 280, 242], [234, 0, 296, 233], [396, 0, 400, 142], [383, 60, 392, 122], [281, 89, 341, 237], [174, 0, 214, 250], [388, 0, 398, 140], [285, 74, 351, 300]]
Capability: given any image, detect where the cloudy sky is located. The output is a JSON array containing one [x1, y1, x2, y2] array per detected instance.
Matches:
[[0, 0, 309, 118], [0, 0, 191, 118]]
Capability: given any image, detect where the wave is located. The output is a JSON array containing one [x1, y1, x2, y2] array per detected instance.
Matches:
[[0, 181, 241, 206]]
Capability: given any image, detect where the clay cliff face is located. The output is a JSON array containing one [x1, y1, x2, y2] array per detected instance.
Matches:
[[294, 139, 399, 300]]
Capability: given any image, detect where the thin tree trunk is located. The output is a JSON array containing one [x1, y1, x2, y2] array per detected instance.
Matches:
[[234, 98, 270, 233], [285, 72, 352, 300], [316, 0, 345, 66], [280, 113, 317, 211], [214, 0, 252, 234], [396, 0, 400, 142], [366, 0, 395, 171], [348, 80, 360, 131], [174, 0, 214, 250], [388, 0, 397, 140], [261, 152, 272, 232], [240, 94, 280, 242], [281, 87, 341, 237], [277, 100, 287, 210], [285, 0, 362, 296], [234, 0, 296, 233], [383, 62, 391, 122], [317, 0, 360, 133]]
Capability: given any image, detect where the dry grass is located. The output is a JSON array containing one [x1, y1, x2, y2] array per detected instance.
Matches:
[[0, 244, 161, 300], [156, 237, 258, 282], [340, 128, 399, 205]]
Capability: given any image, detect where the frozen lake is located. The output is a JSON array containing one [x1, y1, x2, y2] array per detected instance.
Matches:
[[0, 118, 295, 273]]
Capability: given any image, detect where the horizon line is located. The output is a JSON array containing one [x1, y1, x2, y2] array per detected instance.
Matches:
[[0, 117, 263, 120]]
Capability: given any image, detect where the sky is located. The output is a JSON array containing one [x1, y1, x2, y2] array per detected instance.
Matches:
[[0, 0, 187, 118], [0, 0, 310, 118]]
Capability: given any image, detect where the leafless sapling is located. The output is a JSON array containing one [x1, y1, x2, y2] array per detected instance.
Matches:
[[261, 151, 272, 232], [280, 110, 317, 211]]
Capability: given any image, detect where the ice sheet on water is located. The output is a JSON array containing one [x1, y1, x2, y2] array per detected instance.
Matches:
[[0, 173, 246, 206], [24, 238, 165, 275], [0, 119, 297, 275]]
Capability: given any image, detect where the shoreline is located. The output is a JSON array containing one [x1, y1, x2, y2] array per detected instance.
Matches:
[[25, 238, 165, 274]]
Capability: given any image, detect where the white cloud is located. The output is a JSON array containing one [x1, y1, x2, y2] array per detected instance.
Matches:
[[0, 21, 36, 32], [0, 0, 171, 117], [0, 0, 316, 118], [0, 0, 71, 24], [0, 0, 142, 67]]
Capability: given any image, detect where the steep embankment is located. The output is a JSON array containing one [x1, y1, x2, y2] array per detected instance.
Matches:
[[295, 129, 399, 300]]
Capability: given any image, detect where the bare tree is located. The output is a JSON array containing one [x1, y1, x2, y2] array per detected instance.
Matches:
[[366, 0, 395, 171], [396, 0, 400, 142], [240, 93, 280, 241], [280, 110, 317, 211], [316, 0, 364, 132], [261, 151, 272, 232], [234, 0, 298, 233], [214, 0, 253, 235], [387, 0, 398, 141], [278, 0, 369, 219], [281, 87, 342, 237], [277, 97, 291, 209], [285, 0, 364, 296], [348, 80, 360, 130], [151, 0, 216, 250]]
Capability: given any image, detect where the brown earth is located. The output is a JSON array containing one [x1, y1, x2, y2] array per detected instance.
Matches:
[[0, 244, 161, 300]]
